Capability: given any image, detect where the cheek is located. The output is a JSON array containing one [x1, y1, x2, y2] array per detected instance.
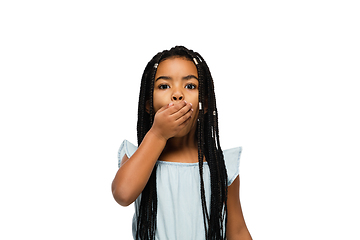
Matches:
[[152, 93, 168, 112], [152, 100, 161, 113], [189, 95, 199, 108]]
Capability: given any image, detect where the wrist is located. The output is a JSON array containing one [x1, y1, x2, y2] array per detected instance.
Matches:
[[147, 128, 168, 144]]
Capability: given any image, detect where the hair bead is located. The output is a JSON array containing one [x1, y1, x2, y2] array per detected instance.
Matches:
[[199, 102, 202, 110], [193, 57, 198, 65], [154, 63, 158, 69]]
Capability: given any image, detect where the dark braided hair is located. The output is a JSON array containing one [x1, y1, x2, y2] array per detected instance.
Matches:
[[136, 46, 228, 240]]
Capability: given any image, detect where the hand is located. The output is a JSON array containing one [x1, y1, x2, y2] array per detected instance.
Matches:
[[150, 101, 194, 141]]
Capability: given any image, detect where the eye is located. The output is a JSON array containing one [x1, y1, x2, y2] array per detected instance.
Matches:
[[158, 84, 170, 90], [185, 83, 197, 90]]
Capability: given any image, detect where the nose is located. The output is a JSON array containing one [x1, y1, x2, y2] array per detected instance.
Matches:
[[172, 91, 183, 101]]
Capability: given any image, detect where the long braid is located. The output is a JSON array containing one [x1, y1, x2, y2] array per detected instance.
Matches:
[[146, 56, 159, 240], [196, 58, 210, 238], [202, 53, 228, 239], [136, 46, 228, 240], [136, 51, 164, 240], [194, 50, 228, 239]]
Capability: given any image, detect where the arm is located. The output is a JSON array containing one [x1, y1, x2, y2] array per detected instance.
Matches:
[[226, 175, 252, 240], [111, 130, 166, 206], [111, 101, 193, 206]]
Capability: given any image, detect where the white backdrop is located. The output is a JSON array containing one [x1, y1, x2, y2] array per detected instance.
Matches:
[[1, 1, 359, 239]]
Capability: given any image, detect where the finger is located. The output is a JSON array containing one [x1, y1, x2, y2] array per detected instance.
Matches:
[[176, 106, 193, 125], [178, 111, 193, 128], [157, 102, 175, 113], [167, 101, 188, 115], [173, 102, 193, 120]]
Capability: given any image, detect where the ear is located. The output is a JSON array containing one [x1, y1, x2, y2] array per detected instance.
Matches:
[[145, 100, 150, 113], [199, 99, 209, 114], [204, 98, 208, 114]]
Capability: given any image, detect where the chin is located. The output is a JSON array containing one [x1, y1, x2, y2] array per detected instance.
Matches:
[[173, 130, 190, 138], [174, 124, 196, 138]]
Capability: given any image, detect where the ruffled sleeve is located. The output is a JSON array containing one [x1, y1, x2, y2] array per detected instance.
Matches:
[[223, 146, 242, 186], [117, 140, 138, 168]]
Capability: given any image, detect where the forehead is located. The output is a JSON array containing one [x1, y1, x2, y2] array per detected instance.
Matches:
[[155, 57, 198, 77]]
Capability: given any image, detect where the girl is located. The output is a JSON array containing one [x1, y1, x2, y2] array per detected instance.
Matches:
[[112, 46, 252, 240]]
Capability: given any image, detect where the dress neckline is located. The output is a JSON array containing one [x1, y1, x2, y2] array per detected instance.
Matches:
[[156, 160, 208, 166]]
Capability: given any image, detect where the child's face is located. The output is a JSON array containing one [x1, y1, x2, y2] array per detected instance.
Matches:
[[153, 57, 199, 135]]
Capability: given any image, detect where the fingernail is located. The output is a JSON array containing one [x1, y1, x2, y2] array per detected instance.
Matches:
[[184, 100, 187, 104], [190, 103, 192, 107], [168, 102, 174, 107]]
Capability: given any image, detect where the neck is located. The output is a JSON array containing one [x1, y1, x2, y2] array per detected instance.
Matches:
[[166, 132, 197, 150], [161, 126, 198, 160]]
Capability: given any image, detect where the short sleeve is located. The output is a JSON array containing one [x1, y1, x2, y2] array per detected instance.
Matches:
[[117, 140, 138, 168], [223, 146, 242, 186]]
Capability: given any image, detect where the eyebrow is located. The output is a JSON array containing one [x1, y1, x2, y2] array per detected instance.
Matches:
[[155, 75, 198, 82]]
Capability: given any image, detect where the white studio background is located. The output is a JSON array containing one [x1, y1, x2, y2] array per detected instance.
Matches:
[[1, 1, 359, 239]]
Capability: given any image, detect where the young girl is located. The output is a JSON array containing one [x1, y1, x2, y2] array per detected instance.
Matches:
[[112, 46, 252, 240]]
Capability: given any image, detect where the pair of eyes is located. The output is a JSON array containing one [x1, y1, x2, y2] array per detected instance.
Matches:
[[158, 83, 197, 90]]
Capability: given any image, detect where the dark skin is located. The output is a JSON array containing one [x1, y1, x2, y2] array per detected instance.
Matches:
[[112, 57, 252, 239]]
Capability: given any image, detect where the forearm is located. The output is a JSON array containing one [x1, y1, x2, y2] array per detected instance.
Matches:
[[112, 129, 166, 206]]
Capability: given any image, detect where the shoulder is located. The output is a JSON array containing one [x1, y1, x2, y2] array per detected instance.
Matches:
[[222, 146, 242, 186], [117, 140, 138, 168]]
